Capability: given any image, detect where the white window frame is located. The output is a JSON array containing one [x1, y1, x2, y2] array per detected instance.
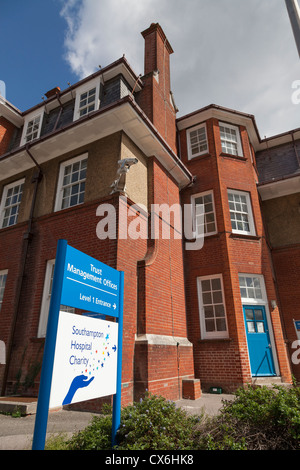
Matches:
[[38, 260, 75, 338], [73, 77, 101, 121], [191, 190, 217, 237], [187, 123, 208, 160], [21, 111, 43, 146], [197, 274, 229, 339], [54, 153, 88, 212], [0, 178, 25, 228], [227, 189, 256, 236], [219, 122, 243, 157], [239, 274, 266, 304], [0, 269, 8, 312]]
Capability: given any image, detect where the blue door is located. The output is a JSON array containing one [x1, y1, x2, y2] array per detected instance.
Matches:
[[243, 305, 276, 376]]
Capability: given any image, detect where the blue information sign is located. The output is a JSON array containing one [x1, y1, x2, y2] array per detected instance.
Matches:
[[32, 240, 124, 450], [61, 245, 120, 317], [295, 320, 300, 331]]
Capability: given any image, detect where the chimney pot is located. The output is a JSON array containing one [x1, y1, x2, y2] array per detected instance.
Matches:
[[45, 87, 61, 99]]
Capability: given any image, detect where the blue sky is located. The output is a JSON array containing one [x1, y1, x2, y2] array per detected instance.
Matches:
[[1, 0, 300, 138], [1, 0, 78, 111]]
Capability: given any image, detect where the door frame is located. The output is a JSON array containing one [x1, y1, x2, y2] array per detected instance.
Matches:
[[239, 273, 279, 377]]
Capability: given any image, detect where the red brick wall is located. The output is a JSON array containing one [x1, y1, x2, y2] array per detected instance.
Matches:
[[180, 117, 292, 391], [0, 117, 16, 155], [138, 24, 177, 153]]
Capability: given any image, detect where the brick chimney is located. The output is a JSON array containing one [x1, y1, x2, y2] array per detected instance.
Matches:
[[138, 23, 177, 153]]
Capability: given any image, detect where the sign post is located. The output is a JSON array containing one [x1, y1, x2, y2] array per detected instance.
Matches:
[[32, 240, 124, 450], [32, 239, 68, 450]]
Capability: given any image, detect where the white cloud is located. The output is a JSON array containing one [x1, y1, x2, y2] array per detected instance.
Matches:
[[60, 0, 300, 137]]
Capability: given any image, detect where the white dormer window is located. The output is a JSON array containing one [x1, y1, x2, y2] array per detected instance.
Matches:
[[79, 88, 96, 117], [21, 111, 43, 146], [25, 115, 41, 142], [73, 77, 101, 121]]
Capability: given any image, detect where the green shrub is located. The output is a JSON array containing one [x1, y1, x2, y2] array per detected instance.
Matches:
[[195, 385, 300, 450], [67, 414, 112, 450], [116, 393, 202, 450], [47, 386, 300, 451]]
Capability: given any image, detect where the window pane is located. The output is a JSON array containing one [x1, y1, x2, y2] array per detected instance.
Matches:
[[247, 322, 255, 333], [216, 318, 227, 331], [204, 305, 214, 318], [245, 309, 254, 320], [257, 322, 265, 333], [211, 278, 221, 290], [254, 310, 263, 320], [203, 292, 212, 305], [201, 280, 211, 292], [205, 319, 215, 332]]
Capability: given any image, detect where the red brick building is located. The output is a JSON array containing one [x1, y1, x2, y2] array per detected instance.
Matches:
[[0, 24, 298, 409]]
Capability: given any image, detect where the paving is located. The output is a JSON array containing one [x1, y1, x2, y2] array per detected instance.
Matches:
[[0, 393, 234, 451]]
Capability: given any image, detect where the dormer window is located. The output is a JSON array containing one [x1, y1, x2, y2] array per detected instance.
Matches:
[[73, 77, 101, 121], [79, 88, 96, 117], [21, 112, 43, 146], [25, 115, 41, 142]]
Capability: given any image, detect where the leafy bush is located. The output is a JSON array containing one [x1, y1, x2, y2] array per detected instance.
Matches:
[[67, 414, 112, 450], [65, 392, 202, 451], [46, 386, 300, 451], [195, 385, 300, 450], [116, 393, 201, 450]]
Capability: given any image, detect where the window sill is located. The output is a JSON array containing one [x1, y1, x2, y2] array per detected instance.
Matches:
[[220, 152, 246, 161], [229, 232, 261, 241]]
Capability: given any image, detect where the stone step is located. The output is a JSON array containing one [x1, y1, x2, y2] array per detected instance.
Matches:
[[251, 377, 291, 388]]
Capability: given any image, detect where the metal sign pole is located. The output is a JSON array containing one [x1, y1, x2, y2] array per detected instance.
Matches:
[[32, 239, 68, 450], [111, 270, 124, 447]]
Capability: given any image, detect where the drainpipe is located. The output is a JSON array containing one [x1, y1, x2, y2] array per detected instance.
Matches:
[[1, 147, 43, 395]]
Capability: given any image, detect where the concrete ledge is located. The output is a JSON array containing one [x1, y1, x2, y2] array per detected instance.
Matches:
[[0, 397, 37, 415], [135, 334, 193, 347]]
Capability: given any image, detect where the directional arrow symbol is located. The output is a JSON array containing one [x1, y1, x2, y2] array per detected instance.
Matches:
[[113, 303, 116, 310], [112, 345, 117, 352]]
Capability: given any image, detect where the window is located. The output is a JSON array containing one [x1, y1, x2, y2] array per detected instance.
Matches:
[[38, 260, 74, 338], [55, 154, 88, 212], [73, 78, 101, 121], [192, 191, 217, 237], [0, 179, 24, 228], [219, 122, 243, 156], [187, 124, 208, 159], [79, 88, 96, 117], [239, 275, 264, 302], [197, 274, 228, 339], [25, 115, 42, 143], [0, 270, 8, 312], [227, 189, 255, 235]]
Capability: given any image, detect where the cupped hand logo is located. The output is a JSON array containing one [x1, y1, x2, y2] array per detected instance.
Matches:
[[63, 374, 95, 405]]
